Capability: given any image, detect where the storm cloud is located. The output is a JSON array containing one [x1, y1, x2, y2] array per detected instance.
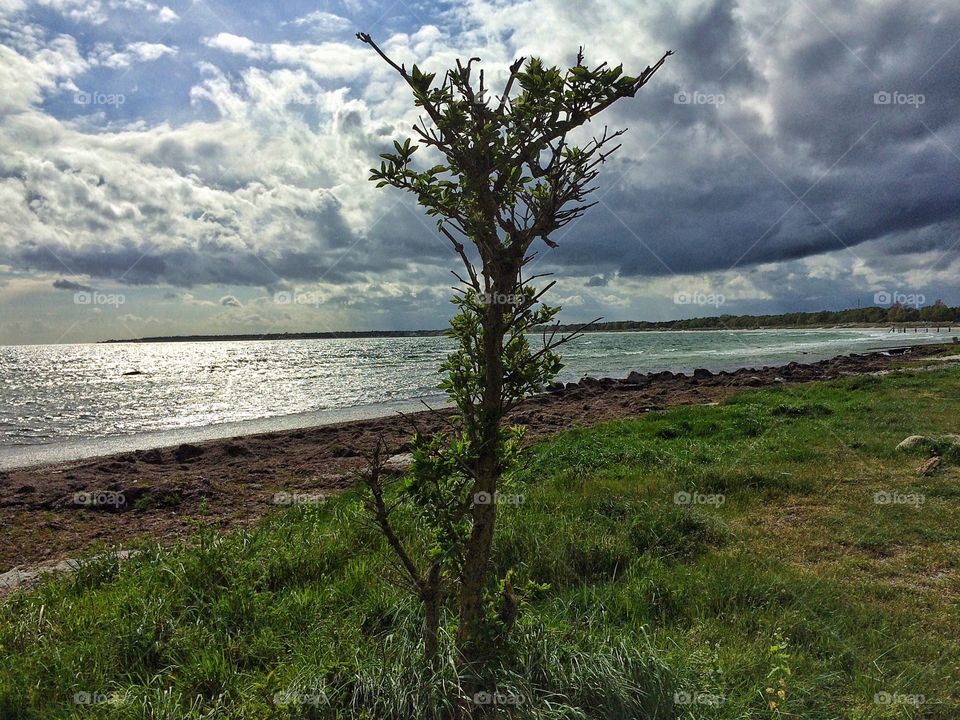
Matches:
[[0, 0, 958, 343]]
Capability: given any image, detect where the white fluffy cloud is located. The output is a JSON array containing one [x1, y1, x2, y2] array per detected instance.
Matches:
[[1, 0, 959, 344]]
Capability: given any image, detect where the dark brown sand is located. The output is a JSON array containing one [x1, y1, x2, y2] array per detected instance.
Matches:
[[0, 342, 952, 575]]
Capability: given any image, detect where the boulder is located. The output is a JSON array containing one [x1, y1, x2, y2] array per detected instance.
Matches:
[[0, 550, 139, 594], [137, 448, 163, 464], [223, 443, 251, 457], [384, 452, 414, 473], [174, 443, 205, 463], [896, 435, 930, 451], [624, 371, 649, 386], [692, 368, 712, 379]]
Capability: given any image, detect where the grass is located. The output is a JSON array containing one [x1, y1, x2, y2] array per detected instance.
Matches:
[[1, 367, 959, 718]]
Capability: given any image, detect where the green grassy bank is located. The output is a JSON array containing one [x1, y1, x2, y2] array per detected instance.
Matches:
[[1, 367, 958, 719]]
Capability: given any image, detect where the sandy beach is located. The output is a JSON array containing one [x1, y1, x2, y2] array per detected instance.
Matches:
[[1, 341, 954, 578]]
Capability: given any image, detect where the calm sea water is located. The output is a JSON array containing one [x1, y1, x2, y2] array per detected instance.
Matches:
[[0, 329, 947, 464]]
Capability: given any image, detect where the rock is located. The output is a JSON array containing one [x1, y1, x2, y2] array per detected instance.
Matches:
[[223, 443, 251, 457], [384, 452, 414, 472], [122, 370, 144, 376], [564, 383, 579, 391], [546, 382, 565, 392], [0, 550, 139, 595], [692, 368, 712, 379], [624, 371, 649, 386], [896, 435, 930, 451], [917, 456, 941, 476], [745, 376, 763, 386], [174, 443, 204, 463], [138, 448, 163, 464], [579, 376, 600, 388]]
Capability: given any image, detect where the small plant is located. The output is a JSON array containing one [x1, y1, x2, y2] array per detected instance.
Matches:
[[764, 629, 791, 715]]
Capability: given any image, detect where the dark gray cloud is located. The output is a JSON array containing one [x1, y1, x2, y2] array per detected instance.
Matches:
[[538, 0, 960, 288], [52, 278, 96, 292], [1, 0, 959, 346]]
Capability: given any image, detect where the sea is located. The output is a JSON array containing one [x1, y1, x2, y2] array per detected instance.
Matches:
[[0, 328, 950, 469]]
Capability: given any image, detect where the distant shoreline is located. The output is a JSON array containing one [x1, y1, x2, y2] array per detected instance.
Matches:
[[98, 322, 959, 343]]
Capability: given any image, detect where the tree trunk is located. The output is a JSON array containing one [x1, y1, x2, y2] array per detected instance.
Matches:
[[456, 271, 507, 701], [423, 563, 442, 662]]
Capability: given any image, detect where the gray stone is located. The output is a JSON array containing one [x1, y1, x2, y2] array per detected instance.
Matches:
[[384, 452, 414, 472], [896, 435, 930, 451], [0, 550, 138, 595]]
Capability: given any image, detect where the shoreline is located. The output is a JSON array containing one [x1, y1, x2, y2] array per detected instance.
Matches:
[[89, 322, 958, 344], [0, 396, 450, 472], [2, 331, 951, 466], [0, 341, 956, 579]]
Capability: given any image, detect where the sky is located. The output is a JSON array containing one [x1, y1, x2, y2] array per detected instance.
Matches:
[[0, 0, 958, 344]]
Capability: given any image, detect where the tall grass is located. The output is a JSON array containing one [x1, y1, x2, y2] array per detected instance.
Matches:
[[2, 367, 959, 717]]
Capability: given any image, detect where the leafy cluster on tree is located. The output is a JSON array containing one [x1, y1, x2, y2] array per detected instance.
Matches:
[[354, 31, 670, 710]]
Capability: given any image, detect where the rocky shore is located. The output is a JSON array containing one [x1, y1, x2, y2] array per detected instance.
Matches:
[[0, 342, 954, 584]]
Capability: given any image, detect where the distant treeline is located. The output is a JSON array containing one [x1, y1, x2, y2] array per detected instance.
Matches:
[[547, 301, 960, 333], [101, 303, 960, 343], [101, 330, 447, 343]]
